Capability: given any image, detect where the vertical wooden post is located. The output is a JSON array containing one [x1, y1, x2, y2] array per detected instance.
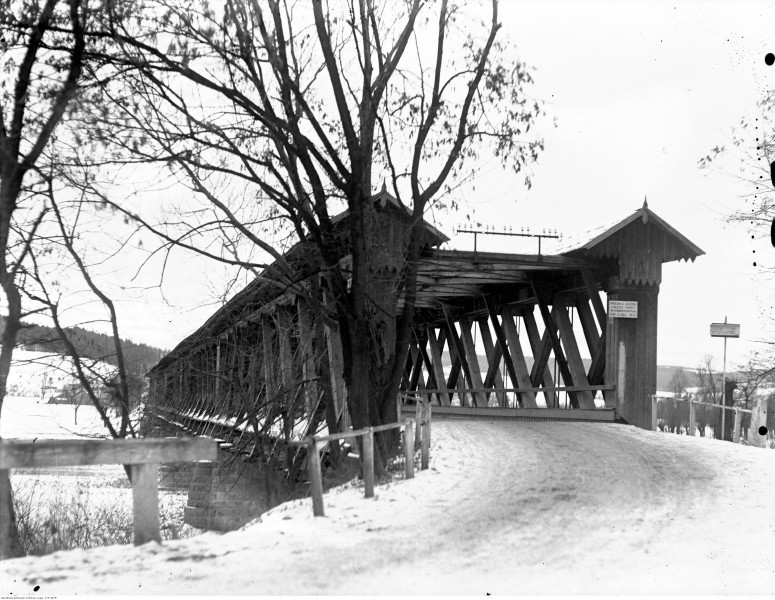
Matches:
[[214, 343, 221, 402], [750, 395, 769, 448], [325, 324, 347, 421], [363, 428, 375, 498], [421, 403, 431, 470], [307, 438, 325, 517], [297, 299, 317, 414], [404, 421, 415, 479], [415, 400, 422, 447], [734, 408, 742, 443], [651, 395, 658, 431], [689, 399, 696, 436], [605, 279, 660, 429], [0, 468, 11, 559], [130, 463, 161, 545]]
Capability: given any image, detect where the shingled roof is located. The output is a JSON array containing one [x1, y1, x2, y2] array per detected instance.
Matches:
[[147, 190, 448, 375], [554, 199, 704, 286], [555, 199, 704, 263]]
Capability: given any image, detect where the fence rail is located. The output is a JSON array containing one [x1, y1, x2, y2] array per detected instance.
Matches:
[[650, 395, 755, 442], [0, 437, 217, 558], [293, 402, 431, 517]]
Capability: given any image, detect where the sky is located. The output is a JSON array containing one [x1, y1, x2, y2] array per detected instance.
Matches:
[[69, 0, 775, 373], [428, 0, 775, 370]]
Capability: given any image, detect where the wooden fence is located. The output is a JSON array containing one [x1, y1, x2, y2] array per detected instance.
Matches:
[[0, 437, 216, 557], [297, 402, 431, 517], [650, 395, 753, 441]]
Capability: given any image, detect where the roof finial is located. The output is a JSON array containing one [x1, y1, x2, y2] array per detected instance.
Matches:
[[643, 195, 648, 209], [381, 179, 387, 193]]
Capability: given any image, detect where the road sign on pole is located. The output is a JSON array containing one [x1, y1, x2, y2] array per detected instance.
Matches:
[[710, 317, 740, 441], [710, 323, 740, 338]]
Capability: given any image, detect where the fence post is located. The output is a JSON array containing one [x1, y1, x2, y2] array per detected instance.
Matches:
[[415, 401, 422, 449], [421, 403, 431, 470], [404, 421, 415, 479], [363, 428, 375, 498], [750, 395, 769, 448], [651, 395, 658, 431], [734, 408, 742, 443], [130, 463, 161, 545], [0, 468, 10, 559], [689, 399, 696, 436], [307, 437, 325, 517]]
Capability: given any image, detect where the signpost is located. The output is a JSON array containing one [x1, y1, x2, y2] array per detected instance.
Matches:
[[710, 317, 740, 441], [608, 300, 638, 319]]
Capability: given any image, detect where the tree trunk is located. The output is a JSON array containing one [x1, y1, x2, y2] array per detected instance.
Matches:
[[0, 260, 25, 559], [1, 469, 24, 558]]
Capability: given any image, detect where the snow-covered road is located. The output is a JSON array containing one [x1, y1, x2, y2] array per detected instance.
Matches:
[[2, 420, 775, 595]]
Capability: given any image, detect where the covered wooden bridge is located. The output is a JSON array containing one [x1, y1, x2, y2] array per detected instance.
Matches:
[[146, 193, 703, 454]]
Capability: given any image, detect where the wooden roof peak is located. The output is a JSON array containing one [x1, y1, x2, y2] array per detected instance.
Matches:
[[557, 201, 704, 263], [330, 187, 450, 247]]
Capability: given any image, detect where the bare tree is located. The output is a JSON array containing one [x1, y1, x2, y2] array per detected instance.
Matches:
[[0, 0, 91, 559], [22, 203, 138, 441], [84, 0, 546, 465]]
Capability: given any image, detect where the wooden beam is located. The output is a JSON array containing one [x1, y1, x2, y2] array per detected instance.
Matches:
[[485, 300, 521, 409], [523, 308, 557, 407], [533, 286, 581, 408], [581, 268, 607, 337], [416, 332, 439, 400], [425, 249, 608, 270], [297, 299, 317, 413], [324, 324, 346, 419], [130, 463, 161, 545], [553, 305, 596, 409], [262, 317, 276, 402], [575, 299, 606, 385], [0, 437, 217, 469], [408, 340, 425, 392], [427, 326, 451, 406], [478, 317, 506, 407], [276, 309, 294, 396], [500, 306, 538, 408], [458, 317, 489, 407], [443, 323, 465, 405], [401, 404, 616, 422], [574, 299, 600, 357]]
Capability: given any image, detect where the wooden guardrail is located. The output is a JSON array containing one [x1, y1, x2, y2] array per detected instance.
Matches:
[[0, 437, 217, 556], [295, 403, 431, 517], [650, 395, 753, 441]]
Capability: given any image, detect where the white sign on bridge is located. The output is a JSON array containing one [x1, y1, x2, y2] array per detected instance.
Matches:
[[608, 300, 638, 319]]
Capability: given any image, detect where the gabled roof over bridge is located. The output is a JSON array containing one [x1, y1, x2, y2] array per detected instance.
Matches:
[[554, 200, 704, 286]]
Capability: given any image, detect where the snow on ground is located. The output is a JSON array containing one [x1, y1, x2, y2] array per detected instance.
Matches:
[[3, 418, 775, 595], [1, 395, 115, 439]]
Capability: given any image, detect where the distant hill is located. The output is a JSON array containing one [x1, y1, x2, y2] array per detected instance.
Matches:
[[4, 317, 166, 378]]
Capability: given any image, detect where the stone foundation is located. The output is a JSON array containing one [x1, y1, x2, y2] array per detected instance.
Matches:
[[142, 409, 272, 532], [182, 458, 267, 531]]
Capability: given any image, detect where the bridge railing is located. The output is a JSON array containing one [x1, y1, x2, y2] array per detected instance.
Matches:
[[401, 385, 614, 410], [292, 402, 431, 517], [0, 437, 217, 557]]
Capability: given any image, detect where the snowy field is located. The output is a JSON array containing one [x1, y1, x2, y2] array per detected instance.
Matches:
[[1, 395, 117, 440], [2, 418, 775, 595]]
